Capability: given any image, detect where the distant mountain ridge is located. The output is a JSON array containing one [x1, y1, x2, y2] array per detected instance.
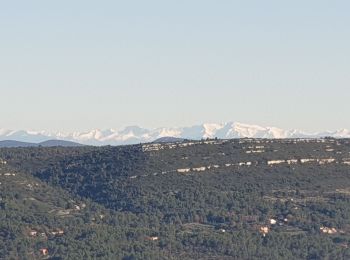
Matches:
[[0, 122, 349, 146], [0, 139, 83, 148], [153, 137, 185, 143]]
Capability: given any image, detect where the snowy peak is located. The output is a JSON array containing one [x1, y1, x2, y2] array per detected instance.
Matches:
[[0, 122, 349, 146]]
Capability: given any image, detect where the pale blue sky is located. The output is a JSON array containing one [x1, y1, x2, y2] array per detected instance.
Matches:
[[1, 1, 349, 132]]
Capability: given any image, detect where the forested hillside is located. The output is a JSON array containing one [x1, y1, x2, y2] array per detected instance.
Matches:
[[1, 138, 350, 259]]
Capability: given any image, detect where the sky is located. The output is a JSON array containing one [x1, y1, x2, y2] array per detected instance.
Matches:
[[1, 1, 349, 132]]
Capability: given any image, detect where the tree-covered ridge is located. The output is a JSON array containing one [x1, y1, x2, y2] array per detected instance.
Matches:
[[1, 138, 350, 259]]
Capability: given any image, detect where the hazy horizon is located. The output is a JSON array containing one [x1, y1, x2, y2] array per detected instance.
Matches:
[[1, 1, 349, 132], [1, 120, 349, 136]]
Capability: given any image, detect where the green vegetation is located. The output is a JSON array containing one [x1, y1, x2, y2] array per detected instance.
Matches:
[[1, 138, 350, 259]]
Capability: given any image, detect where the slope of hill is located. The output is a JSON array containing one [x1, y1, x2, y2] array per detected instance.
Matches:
[[0, 155, 175, 259], [1, 138, 350, 259]]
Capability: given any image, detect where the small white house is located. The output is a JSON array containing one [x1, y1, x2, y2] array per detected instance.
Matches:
[[270, 219, 277, 225]]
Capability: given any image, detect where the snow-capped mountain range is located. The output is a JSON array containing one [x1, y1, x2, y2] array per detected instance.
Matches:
[[0, 122, 349, 146]]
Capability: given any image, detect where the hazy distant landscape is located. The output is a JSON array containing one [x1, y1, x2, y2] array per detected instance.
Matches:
[[1, 122, 350, 146]]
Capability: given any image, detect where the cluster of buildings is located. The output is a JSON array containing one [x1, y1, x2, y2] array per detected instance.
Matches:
[[28, 228, 65, 238], [320, 227, 338, 234], [28, 228, 65, 257]]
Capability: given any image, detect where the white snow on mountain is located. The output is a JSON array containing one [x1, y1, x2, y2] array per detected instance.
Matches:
[[0, 122, 349, 146]]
